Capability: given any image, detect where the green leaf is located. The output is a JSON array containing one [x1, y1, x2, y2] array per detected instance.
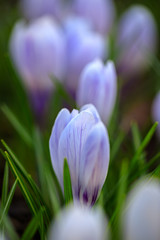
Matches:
[[1, 161, 9, 208], [110, 160, 128, 225], [0, 179, 18, 226], [2, 215, 19, 240], [131, 122, 146, 171], [150, 165, 160, 179], [63, 159, 73, 204], [1, 105, 33, 147], [1, 141, 51, 225], [45, 171, 60, 214], [110, 131, 125, 163], [131, 122, 158, 167], [144, 152, 160, 171], [33, 128, 46, 192], [1, 150, 38, 216], [131, 122, 141, 151], [21, 208, 45, 240], [128, 152, 160, 185]]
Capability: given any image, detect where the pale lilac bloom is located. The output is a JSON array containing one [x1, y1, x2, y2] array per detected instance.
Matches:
[[116, 5, 157, 76], [123, 178, 160, 240], [10, 17, 65, 119], [49, 204, 108, 240], [72, 0, 115, 35], [63, 17, 107, 95], [20, 0, 63, 21], [77, 59, 117, 124], [49, 104, 110, 205], [152, 92, 160, 137]]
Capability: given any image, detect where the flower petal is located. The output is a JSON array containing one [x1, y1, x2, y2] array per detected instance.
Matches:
[[49, 108, 71, 187], [58, 110, 97, 197], [80, 104, 100, 122], [80, 122, 110, 204]]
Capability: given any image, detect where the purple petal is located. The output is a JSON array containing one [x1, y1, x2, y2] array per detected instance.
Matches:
[[64, 18, 106, 93], [77, 59, 117, 124], [80, 122, 110, 204], [80, 104, 101, 122], [72, 0, 115, 35], [49, 108, 71, 188], [152, 92, 160, 137], [58, 110, 97, 198]]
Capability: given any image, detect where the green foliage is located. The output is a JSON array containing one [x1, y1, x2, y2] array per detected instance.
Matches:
[[63, 159, 73, 204]]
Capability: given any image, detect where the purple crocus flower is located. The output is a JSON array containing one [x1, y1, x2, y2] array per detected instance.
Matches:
[[72, 0, 115, 35], [152, 92, 160, 137], [10, 17, 65, 121], [123, 178, 160, 240], [20, 0, 63, 21], [116, 5, 157, 77], [77, 59, 117, 125], [63, 17, 106, 96], [49, 104, 110, 205]]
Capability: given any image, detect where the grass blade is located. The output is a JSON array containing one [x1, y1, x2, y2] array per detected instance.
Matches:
[[0, 179, 18, 225], [63, 159, 73, 204], [131, 122, 158, 167], [21, 208, 45, 240], [1, 162, 9, 208], [1, 140, 48, 208], [1, 150, 38, 216], [1, 105, 33, 147], [2, 215, 19, 240]]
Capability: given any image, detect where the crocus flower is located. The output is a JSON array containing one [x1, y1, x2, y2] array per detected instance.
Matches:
[[10, 17, 65, 121], [49, 204, 108, 240], [152, 91, 160, 137], [77, 59, 117, 124], [63, 17, 106, 96], [49, 104, 110, 205], [72, 0, 115, 35], [20, 0, 63, 21], [116, 5, 157, 76], [123, 178, 160, 240]]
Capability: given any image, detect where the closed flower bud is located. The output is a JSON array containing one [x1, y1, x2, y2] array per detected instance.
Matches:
[[10, 17, 65, 120], [72, 0, 115, 35], [152, 92, 160, 137], [123, 178, 160, 240], [49, 205, 108, 240], [116, 5, 157, 76], [49, 104, 110, 205], [77, 59, 117, 124], [63, 17, 106, 95], [20, 0, 63, 21]]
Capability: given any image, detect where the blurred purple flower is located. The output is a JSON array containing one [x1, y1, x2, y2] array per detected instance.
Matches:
[[152, 92, 160, 137], [63, 17, 107, 95], [20, 0, 63, 21], [77, 59, 117, 124], [116, 5, 157, 77], [123, 178, 160, 240], [10, 17, 65, 120], [49, 204, 108, 240], [72, 0, 115, 35], [49, 104, 110, 205]]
